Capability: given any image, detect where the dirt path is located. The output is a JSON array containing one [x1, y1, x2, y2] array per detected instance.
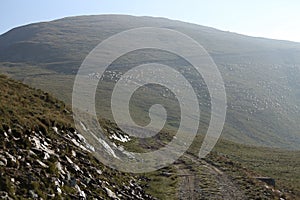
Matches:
[[176, 154, 246, 200], [177, 165, 199, 200]]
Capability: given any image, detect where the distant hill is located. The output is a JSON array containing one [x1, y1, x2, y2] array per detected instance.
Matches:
[[0, 15, 299, 149]]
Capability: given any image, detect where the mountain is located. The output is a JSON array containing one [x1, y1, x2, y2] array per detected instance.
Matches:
[[0, 14, 299, 150], [1, 74, 299, 199]]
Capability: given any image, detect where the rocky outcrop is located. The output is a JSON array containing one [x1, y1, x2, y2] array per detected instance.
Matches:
[[0, 125, 155, 199]]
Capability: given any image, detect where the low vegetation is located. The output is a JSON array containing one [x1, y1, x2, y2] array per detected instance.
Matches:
[[0, 73, 299, 199]]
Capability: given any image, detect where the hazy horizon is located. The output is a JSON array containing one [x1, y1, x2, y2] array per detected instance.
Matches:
[[1, 0, 300, 43]]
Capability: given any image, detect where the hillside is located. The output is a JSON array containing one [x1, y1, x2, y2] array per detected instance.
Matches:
[[1, 74, 300, 199], [0, 74, 159, 199], [0, 15, 299, 149]]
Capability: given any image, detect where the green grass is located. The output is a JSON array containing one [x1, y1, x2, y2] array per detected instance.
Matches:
[[213, 139, 300, 198], [1, 59, 300, 151], [1, 15, 300, 197], [1, 14, 300, 150], [1, 73, 299, 199], [140, 166, 178, 199], [0, 74, 72, 132]]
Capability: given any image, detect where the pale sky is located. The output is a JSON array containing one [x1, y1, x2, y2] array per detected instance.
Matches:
[[1, 0, 300, 42]]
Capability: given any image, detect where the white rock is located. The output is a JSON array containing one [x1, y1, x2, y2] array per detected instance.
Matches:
[[110, 133, 130, 142], [0, 155, 7, 166], [57, 187, 62, 194], [86, 143, 95, 152], [56, 162, 64, 174], [52, 127, 58, 134], [29, 190, 38, 198], [65, 156, 73, 164], [98, 138, 118, 159], [71, 138, 80, 147], [43, 141, 50, 146], [105, 187, 119, 200], [37, 159, 48, 168], [31, 136, 41, 148], [76, 133, 86, 143], [44, 152, 50, 160], [71, 150, 76, 157], [54, 180, 60, 186], [3, 132, 8, 137], [96, 169, 102, 175], [5, 152, 16, 163], [30, 136, 55, 155], [73, 164, 81, 172], [75, 185, 86, 199], [79, 144, 88, 152]]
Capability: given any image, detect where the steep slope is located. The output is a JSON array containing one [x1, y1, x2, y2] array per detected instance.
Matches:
[[0, 15, 299, 149], [0, 74, 156, 199]]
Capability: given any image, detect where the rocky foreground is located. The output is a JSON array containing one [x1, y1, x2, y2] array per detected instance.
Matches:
[[0, 75, 156, 199], [0, 124, 155, 199]]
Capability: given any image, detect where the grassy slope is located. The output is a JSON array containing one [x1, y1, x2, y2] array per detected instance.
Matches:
[[0, 74, 72, 131], [213, 139, 300, 198], [0, 15, 299, 150], [0, 74, 157, 199], [0, 74, 299, 199]]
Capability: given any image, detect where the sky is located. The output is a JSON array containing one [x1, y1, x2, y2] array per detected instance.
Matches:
[[1, 0, 300, 42]]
